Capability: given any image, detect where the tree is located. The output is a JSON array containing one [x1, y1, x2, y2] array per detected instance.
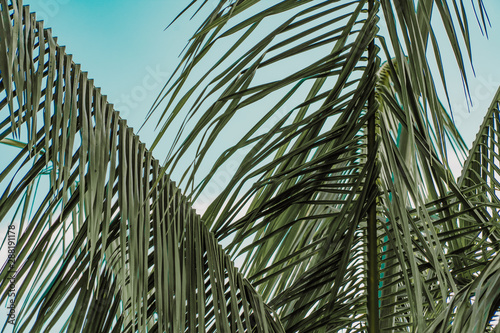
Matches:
[[0, 0, 498, 332]]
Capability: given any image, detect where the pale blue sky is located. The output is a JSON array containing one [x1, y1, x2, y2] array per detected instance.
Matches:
[[1, 1, 500, 331], [22, 0, 500, 165], [23, 0, 198, 146]]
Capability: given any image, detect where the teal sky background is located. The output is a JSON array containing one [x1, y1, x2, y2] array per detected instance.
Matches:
[[23, 0, 197, 146], [11, 0, 500, 246], [0, 1, 500, 330], [21, 0, 500, 171]]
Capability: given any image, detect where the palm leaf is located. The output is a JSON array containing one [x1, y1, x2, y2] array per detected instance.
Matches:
[[144, 0, 496, 332], [420, 86, 500, 332], [0, 0, 498, 332], [0, 1, 283, 331]]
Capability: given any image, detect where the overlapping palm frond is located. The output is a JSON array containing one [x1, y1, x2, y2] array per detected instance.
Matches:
[[421, 87, 500, 333], [0, 1, 284, 332], [148, 2, 382, 330], [375, 61, 500, 332], [0, 0, 499, 332], [145, 0, 498, 332]]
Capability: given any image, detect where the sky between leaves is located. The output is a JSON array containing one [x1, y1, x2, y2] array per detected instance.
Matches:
[[11, 0, 500, 272], [0, 0, 499, 331], [17, 0, 500, 177]]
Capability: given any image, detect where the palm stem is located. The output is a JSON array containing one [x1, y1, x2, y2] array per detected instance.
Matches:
[[367, 0, 380, 332], [367, 105, 379, 332]]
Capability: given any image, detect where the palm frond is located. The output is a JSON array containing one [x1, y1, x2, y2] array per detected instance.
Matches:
[[0, 1, 283, 331], [1, 0, 498, 332], [143, 0, 496, 331], [419, 86, 500, 332]]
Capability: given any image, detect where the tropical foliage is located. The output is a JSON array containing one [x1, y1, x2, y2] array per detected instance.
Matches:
[[0, 0, 499, 332]]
